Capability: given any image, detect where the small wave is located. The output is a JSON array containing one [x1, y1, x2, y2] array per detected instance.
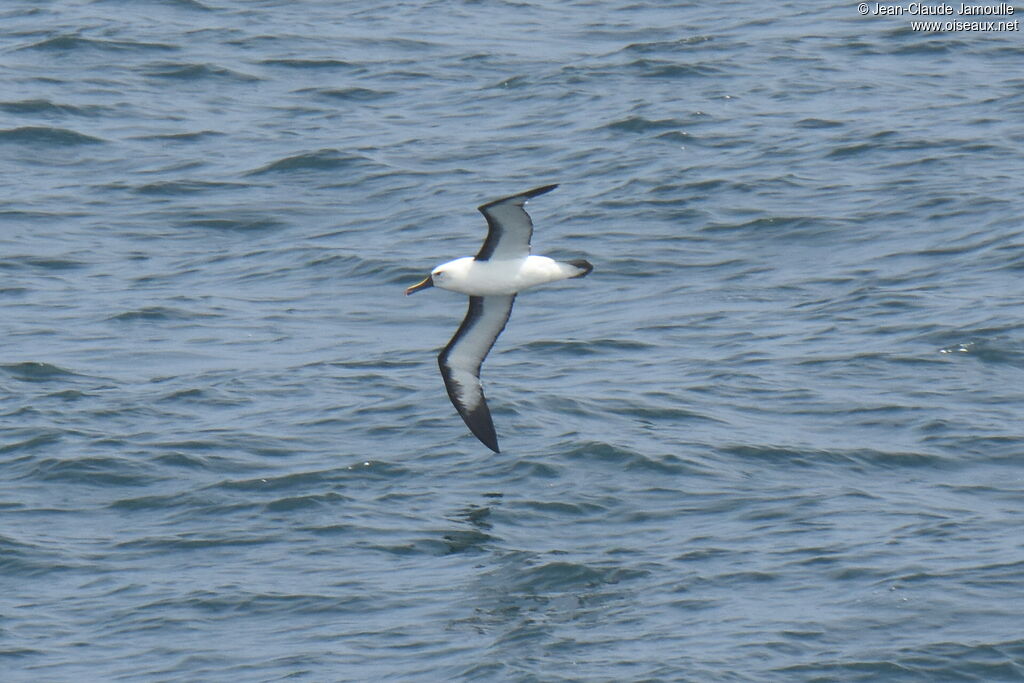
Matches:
[[117, 535, 269, 551], [517, 499, 608, 517], [45, 389, 88, 401], [609, 396, 725, 426], [0, 536, 84, 577], [0, 432, 62, 455], [438, 529, 494, 554], [562, 441, 712, 475], [144, 62, 259, 82], [306, 87, 395, 101], [259, 58, 357, 69], [133, 180, 245, 195], [245, 149, 373, 176], [155, 387, 245, 407], [605, 115, 691, 133], [107, 306, 198, 322], [164, 0, 213, 9], [174, 212, 287, 232], [108, 493, 188, 511], [773, 638, 1024, 680], [795, 118, 844, 129], [213, 461, 408, 493], [889, 35, 967, 55], [264, 492, 348, 513], [653, 130, 696, 145], [0, 255, 87, 270], [0, 126, 104, 146], [519, 339, 599, 356], [624, 58, 723, 79], [134, 130, 224, 142], [0, 362, 78, 382], [724, 444, 949, 469], [826, 142, 874, 158], [702, 215, 818, 235], [938, 339, 1024, 368], [619, 36, 715, 54], [0, 99, 107, 117], [33, 456, 160, 487], [145, 591, 370, 617], [18, 35, 177, 53], [152, 452, 210, 470], [487, 557, 649, 594], [488, 74, 533, 89]]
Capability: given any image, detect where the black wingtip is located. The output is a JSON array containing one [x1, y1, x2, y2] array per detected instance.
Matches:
[[477, 184, 559, 212], [524, 183, 558, 199], [438, 356, 502, 453], [464, 403, 500, 453], [567, 259, 593, 278]]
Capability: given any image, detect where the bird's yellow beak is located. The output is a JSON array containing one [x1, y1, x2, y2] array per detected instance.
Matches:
[[405, 275, 433, 295]]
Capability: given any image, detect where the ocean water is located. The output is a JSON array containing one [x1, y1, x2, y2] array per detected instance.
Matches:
[[3, 0, 1024, 680]]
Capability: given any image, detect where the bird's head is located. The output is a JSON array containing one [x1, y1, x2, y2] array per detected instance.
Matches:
[[406, 258, 470, 295], [405, 268, 442, 295]]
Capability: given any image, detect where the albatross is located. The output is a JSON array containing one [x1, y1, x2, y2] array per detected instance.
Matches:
[[406, 184, 592, 452]]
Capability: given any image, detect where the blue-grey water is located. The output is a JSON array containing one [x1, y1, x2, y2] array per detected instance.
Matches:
[[3, 1, 1024, 680]]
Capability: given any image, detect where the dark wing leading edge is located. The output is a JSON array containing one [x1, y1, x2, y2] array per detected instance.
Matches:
[[475, 184, 558, 261], [438, 295, 516, 453]]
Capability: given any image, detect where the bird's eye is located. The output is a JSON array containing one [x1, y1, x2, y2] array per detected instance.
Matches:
[[433, 271, 444, 279]]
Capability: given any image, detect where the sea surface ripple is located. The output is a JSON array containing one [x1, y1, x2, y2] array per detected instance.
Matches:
[[2, 1, 1024, 680]]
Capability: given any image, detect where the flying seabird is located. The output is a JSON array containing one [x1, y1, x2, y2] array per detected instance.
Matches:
[[406, 184, 592, 452]]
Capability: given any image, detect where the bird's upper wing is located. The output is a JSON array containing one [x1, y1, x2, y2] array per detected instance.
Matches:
[[475, 184, 558, 261], [438, 295, 516, 452]]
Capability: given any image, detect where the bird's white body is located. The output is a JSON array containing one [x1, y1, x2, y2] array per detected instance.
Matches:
[[430, 255, 584, 296]]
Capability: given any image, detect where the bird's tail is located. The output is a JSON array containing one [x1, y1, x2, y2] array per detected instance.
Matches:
[[566, 259, 593, 278]]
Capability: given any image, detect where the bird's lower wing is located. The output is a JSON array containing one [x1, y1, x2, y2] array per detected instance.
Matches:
[[438, 295, 516, 452]]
